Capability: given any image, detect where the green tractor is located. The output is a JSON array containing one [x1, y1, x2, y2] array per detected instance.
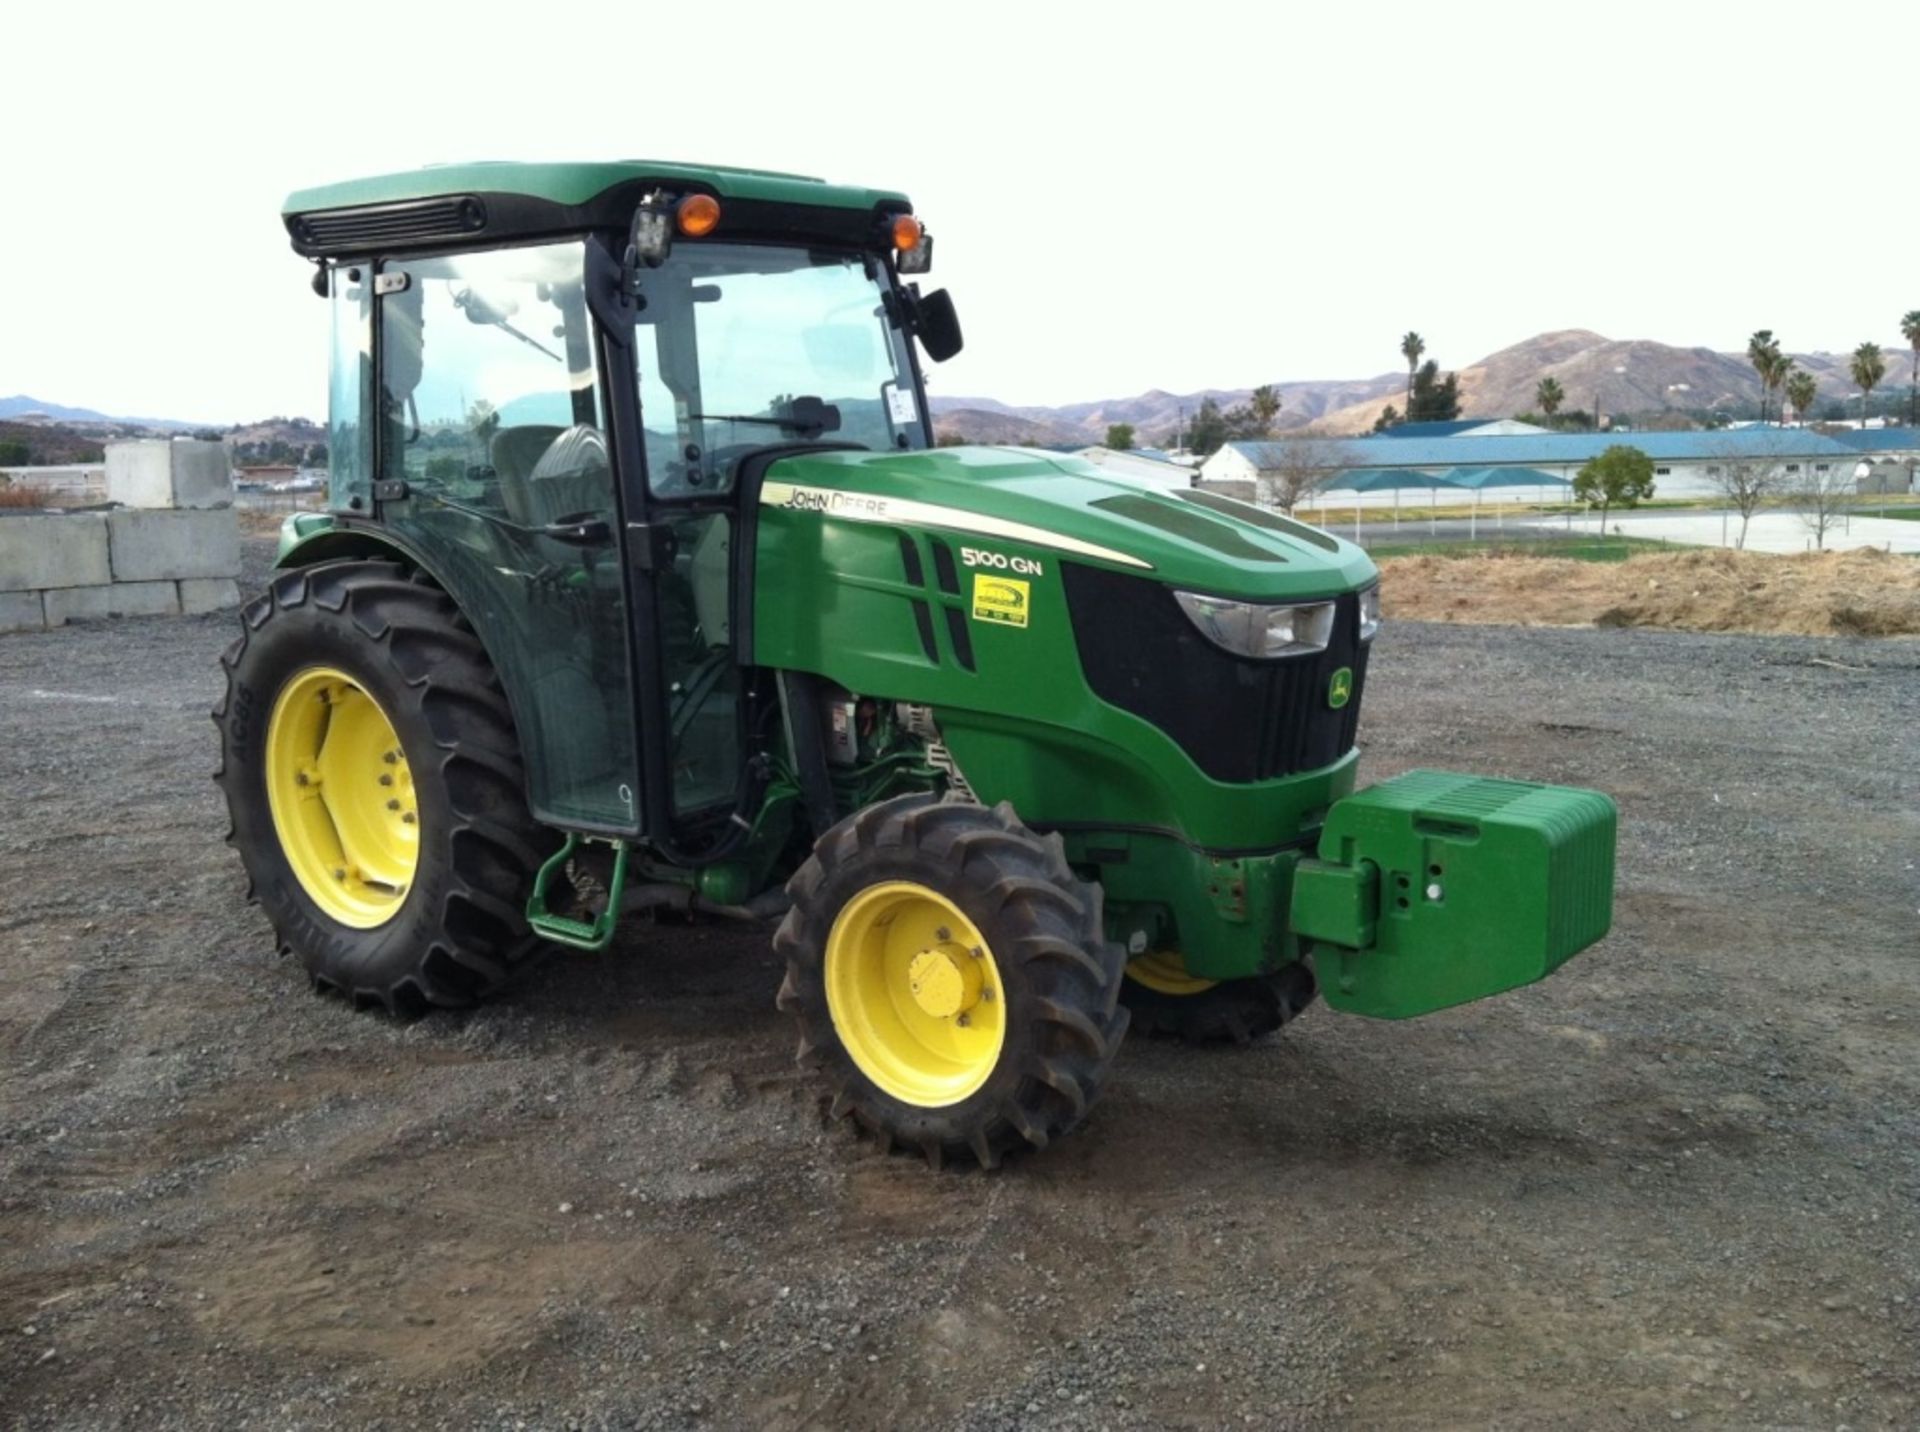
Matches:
[[216, 160, 1616, 1168]]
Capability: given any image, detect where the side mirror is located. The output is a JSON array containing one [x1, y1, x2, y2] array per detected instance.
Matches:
[[913, 288, 964, 363], [785, 395, 842, 436]]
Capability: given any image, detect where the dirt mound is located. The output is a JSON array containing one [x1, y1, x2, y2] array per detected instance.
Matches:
[[1378, 546, 1920, 637]]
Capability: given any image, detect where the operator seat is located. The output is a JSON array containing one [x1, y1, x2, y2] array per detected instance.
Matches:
[[524, 425, 612, 529]]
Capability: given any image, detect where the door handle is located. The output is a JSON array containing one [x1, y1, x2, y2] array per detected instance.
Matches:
[[541, 514, 613, 546]]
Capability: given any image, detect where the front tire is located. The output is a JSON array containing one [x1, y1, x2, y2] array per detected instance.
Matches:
[[775, 796, 1128, 1169], [1121, 952, 1318, 1044], [213, 560, 551, 1014]]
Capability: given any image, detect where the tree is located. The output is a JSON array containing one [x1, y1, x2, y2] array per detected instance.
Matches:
[[1248, 384, 1283, 435], [1573, 444, 1656, 533], [1710, 458, 1783, 549], [1535, 376, 1565, 416], [1747, 330, 1781, 422], [1400, 332, 1425, 416], [1406, 361, 1461, 421], [1254, 436, 1354, 514], [0, 439, 30, 466], [1372, 404, 1401, 433], [1784, 369, 1818, 426], [1185, 396, 1231, 457], [1761, 351, 1795, 424], [1105, 423, 1135, 451], [1788, 461, 1853, 550], [1850, 341, 1886, 425], [1902, 310, 1920, 426], [467, 399, 501, 444]]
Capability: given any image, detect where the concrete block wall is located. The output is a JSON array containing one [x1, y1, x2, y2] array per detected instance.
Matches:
[[0, 440, 241, 634], [106, 440, 232, 510]]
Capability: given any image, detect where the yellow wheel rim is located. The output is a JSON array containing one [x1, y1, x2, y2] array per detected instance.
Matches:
[[824, 881, 1007, 1108], [1125, 950, 1219, 996], [264, 666, 419, 929]]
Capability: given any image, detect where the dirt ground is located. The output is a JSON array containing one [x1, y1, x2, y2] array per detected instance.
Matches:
[[3, 538, 1918, 1430], [1380, 546, 1920, 637]]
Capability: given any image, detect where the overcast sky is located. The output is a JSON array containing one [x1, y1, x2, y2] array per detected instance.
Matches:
[[4, 0, 1915, 425]]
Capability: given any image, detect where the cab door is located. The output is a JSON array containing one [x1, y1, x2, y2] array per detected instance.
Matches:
[[373, 241, 642, 833]]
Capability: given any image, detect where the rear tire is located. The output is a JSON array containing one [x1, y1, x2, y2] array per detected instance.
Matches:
[[1122, 957, 1318, 1045], [213, 559, 552, 1015], [775, 795, 1128, 1169]]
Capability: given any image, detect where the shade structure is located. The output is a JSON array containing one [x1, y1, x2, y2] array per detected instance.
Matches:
[[1316, 469, 1466, 541], [1322, 468, 1467, 493], [1444, 467, 1572, 537], [1445, 466, 1571, 491]]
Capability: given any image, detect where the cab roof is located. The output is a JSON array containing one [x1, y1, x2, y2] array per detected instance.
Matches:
[[281, 160, 913, 260], [283, 160, 909, 217]]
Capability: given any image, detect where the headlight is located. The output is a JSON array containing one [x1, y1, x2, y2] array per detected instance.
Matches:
[[1174, 591, 1335, 659], [1358, 583, 1381, 642]]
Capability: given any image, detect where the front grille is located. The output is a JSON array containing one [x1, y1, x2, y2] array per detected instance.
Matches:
[[287, 196, 488, 256], [1063, 563, 1368, 783]]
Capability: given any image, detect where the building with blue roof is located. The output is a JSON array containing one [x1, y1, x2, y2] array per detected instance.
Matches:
[[1200, 424, 1917, 506], [1374, 418, 1548, 440]]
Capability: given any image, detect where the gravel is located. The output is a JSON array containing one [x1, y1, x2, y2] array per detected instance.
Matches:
[[1, 538, 1916, 1428]]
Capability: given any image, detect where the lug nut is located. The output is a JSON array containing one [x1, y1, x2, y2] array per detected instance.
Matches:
[[955, 1013, 970, 1027], [934, 926, 951, 943], [402, 812, 417, 825], [969, 945, 984, 960], [379, 774, 393, 786], [386, 799, 400, 811]]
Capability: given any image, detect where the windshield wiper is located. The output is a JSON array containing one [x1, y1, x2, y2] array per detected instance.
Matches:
[[685, 413, 793, 428]]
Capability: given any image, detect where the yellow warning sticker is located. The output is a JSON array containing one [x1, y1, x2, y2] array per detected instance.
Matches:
[[971, 574, 1031, 628]]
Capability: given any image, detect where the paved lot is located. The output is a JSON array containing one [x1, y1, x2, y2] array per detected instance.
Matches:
[[1568, 510, 1920, 555], [2, 548, 1917, 1428]]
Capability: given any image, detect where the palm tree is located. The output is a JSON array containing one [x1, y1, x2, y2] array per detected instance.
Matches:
[[1851, 342, 1887, 426], [1785, 369, 1818, 426], [1400, 332, 1425, 417], [1901, 310, 1920, 425], [1747, 329, 1780, 422], [1767, 355, 1798, 425], [1536, 376, 1565, 416]]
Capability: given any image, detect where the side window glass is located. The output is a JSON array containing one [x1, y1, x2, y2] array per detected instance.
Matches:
[[380, 244, 606, 527], [327, 266, 371, 513], [373, 242, 637, 831]]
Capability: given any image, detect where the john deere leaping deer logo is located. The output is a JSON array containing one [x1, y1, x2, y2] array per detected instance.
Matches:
[[971, 574, 1031, 629], [1328, 667, 1353, 709]]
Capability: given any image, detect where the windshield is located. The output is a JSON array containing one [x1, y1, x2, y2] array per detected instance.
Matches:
[[632, 242, 925, 495]]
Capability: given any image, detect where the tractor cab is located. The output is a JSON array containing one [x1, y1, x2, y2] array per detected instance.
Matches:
[[290, 164, 959, 850]]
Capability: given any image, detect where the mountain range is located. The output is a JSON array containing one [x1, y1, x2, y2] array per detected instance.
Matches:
[[0, 395, 196, 430], [931, 330, 1919, 445]]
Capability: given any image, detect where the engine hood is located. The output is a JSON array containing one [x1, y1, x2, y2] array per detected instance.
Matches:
[[759, 446, 1377, 599]]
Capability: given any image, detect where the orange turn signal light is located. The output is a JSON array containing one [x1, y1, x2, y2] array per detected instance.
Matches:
[[676, 193, 721, 237], [891, 214, 924, 252]]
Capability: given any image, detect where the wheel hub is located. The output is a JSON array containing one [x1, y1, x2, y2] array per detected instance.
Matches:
[[907, 945, 982, 1019]]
